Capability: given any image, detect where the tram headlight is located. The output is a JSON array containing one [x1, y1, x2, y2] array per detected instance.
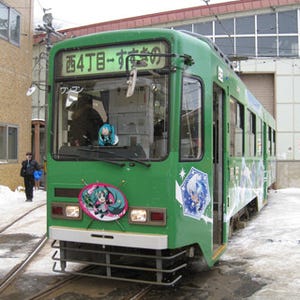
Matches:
[[130, 209, 147, 223], [65, 205, 80, 218], [129, 207, 166, 226]]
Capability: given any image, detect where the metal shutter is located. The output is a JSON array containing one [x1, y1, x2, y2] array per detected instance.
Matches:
[[239, 74, 275, 118]]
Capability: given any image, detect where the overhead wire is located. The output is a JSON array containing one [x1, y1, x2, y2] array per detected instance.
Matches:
[[202, 0, 233, 38]]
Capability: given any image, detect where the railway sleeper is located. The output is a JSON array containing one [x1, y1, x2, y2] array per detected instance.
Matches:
[[51, 240, 188, 286]]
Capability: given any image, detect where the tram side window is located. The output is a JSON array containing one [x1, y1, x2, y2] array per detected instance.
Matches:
[[247, 110, 256, 156], [272, 129, 276, 156], [268, 127, 276, 156], [257, 119, 263, 157], [180, 77, 202, 160], [268, 126, 272, 155], [230, 98, 244, 157]]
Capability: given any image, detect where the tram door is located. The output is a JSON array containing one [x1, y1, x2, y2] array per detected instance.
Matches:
[[213, 84, 224, 248]]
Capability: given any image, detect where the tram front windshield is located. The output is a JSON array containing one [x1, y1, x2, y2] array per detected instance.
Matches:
[[52, 74, 169, 162]]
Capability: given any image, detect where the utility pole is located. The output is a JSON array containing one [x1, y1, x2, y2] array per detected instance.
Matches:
[[30, 10, 65, 186], [32, 10, 51, 164]]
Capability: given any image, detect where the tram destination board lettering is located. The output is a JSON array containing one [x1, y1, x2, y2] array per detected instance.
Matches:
[[59, 41, 168, 77]]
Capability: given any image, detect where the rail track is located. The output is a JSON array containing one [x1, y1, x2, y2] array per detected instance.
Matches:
[[26, 272, 153, 300], [0, 203, 47, 294], [0, 235, 47, 292], [0, 202, 155, 300], [0, 203, 46, 234]]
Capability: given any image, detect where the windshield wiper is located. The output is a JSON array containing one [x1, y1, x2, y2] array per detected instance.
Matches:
[[52, 152, 125, 167], [106, 150, 151, 168], [81, 147, 151, 168]]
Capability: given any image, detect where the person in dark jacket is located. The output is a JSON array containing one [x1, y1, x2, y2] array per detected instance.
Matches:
[[20, 152, 41, 201], [69, 95, 103, 146]]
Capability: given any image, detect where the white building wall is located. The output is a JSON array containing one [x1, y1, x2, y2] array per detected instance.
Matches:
[[240, 58, 300, 187]]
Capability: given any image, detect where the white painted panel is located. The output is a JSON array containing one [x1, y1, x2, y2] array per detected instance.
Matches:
[[276, 60, 295, 75], [276, 76, 293, 103], [277, 104, 293, 131], [294, 104, 300, 131], [294, 76, 300, 103], [277, 133, 294, 160], [294, 133, 300, 160]]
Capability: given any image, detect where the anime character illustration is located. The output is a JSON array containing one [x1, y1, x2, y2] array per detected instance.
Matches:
[[98, 123, 119, 146], [79, 183, 128, 221], [181, 167, 211, 220], [93, 186, 113, 217]]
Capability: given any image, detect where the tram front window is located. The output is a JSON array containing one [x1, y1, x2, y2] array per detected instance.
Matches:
[[52, 75, 169, 161]]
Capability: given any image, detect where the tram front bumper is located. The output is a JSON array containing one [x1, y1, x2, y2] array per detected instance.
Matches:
[[49, 226, 168, 249]]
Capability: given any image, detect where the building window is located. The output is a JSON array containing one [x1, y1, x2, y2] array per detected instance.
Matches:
[[194, 21, 213, 36], [257, 36, 277, 56], [236, 15, 255, 34], [278, 10, 297, 33], [215, 37, 234, 56], [215, 18, 234, 35], [0, 2, 20, 46], [9, 9, 20, 45], [236, 37, 255, 56], [257, 13, 276, 34], [172, 8, 299, 58], [173, 24, 192, 32], [0, 124, 18, 162], [0, 3, 9, 39], [279, 36, 298, 57]]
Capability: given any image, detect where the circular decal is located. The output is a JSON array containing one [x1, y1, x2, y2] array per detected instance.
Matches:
[[79, 183, 128, 221]]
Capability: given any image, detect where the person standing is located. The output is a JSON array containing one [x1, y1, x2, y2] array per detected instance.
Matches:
[[20, 152, 41, 201]]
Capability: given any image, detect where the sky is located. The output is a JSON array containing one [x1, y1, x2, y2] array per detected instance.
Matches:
[[34, 0, 237, 29]]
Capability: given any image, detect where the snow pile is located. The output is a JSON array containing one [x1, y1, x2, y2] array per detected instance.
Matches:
[[0, 185, 46, 230]]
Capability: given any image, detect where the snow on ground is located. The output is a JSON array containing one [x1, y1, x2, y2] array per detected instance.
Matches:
[[0, 185, 46, 231], [0, 185, 300, 297], [0, 185, 47, 278], [222, 188, 300, 298]]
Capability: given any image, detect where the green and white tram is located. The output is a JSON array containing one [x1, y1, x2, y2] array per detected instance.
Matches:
[[47, 28, 276, 285]]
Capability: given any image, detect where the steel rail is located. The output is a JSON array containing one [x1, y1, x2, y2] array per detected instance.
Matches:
[[0, 234, 48, 293], [0, 203, 46, 234]]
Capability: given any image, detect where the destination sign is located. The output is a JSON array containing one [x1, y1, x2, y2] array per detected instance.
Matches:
[[58, 41, 168, 77]]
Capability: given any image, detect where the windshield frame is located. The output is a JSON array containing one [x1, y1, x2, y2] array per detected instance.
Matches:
[[51, 68, 171, 163], [50, 38, 175, 163]]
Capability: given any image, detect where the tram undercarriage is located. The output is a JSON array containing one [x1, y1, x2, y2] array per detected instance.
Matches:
[[51, 240, 198, 286]]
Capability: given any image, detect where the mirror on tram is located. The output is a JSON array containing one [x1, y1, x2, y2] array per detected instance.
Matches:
[[126, 68, 137, 98], [65, 90, 79, 108]]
